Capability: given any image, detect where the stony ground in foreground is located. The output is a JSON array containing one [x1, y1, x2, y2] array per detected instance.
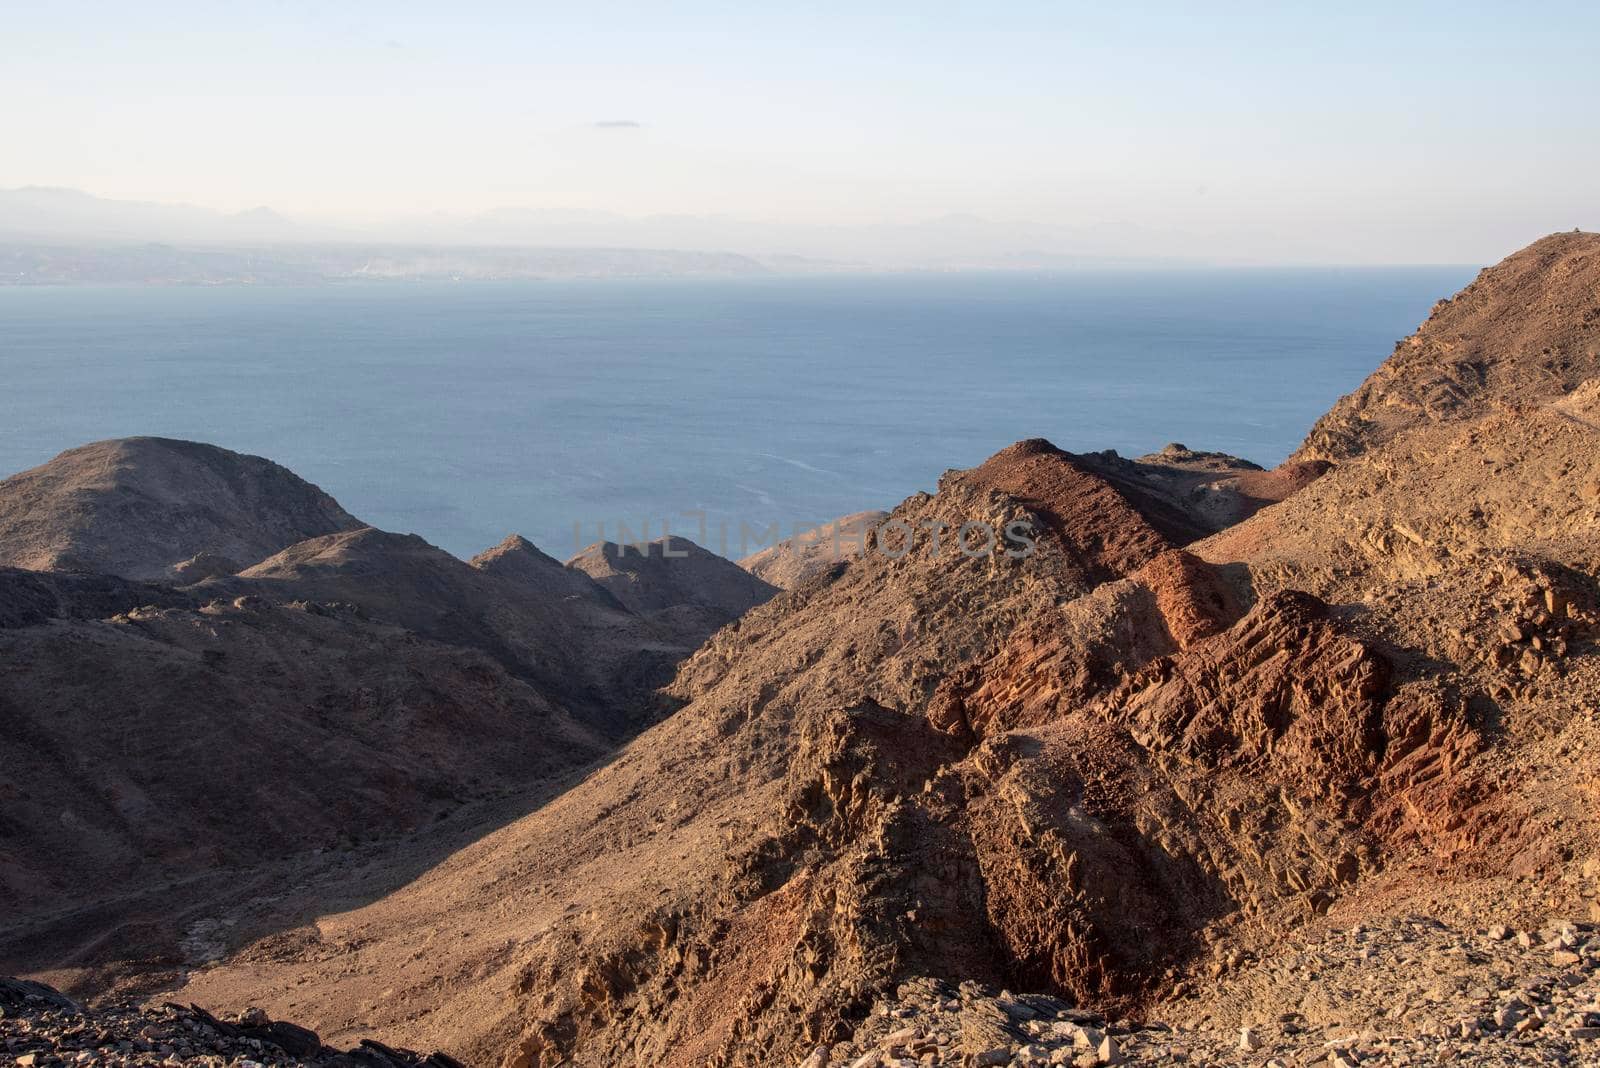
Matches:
[[798, 918, 1600, 1067], [0, 979, 461, 1068]]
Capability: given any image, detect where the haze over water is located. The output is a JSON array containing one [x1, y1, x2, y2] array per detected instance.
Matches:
[[0, 267, 1472, 559]]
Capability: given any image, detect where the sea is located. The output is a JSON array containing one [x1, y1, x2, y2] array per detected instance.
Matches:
[[0, 267, 1475, 561]]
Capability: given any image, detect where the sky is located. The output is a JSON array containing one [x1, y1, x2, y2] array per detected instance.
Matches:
[[4, 0, 1598, 263]]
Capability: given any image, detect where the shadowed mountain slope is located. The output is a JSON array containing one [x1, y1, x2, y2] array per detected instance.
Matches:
[[0, 567, 193, 628], [0, 590, 614, 982], [0, 449, 775, 1005], [568, 535, 778, 622], [471, 534, 626, 612], [202, 527, 627, 718], [202, 526, 762, 732]]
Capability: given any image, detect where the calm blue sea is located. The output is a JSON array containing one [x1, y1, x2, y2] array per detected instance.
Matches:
[[0, 268, 1473, 560]]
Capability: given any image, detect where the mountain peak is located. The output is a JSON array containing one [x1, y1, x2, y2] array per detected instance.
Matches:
[[1297, 230, 1600, 462], [0, 437, 362, 580], [567, 535, 778, 617], [227, 205, 292, 226]]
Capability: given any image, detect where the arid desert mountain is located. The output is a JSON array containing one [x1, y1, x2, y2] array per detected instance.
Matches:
[[199, 527, 636, 723], [155, 430, 1380, 1067], [568, 535, 777, 619], [5, 232, 1600, 1068], [470, 534, 626, 611], [738, 511, 890, 589], [737, 446, 1315, 593], [1298, 229, 1600, 462], [0, 451, 773, 1006], [0, 569, 612, 971], [132, 233, 1600, 1068], [0, 437, 363, 580], [197, 523, 765, 725]]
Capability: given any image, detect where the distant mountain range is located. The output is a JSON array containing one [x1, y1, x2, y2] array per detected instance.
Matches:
[[0, 240, 774, 284], [0, 186, 303, 244], [0, 186, 1193, 283]]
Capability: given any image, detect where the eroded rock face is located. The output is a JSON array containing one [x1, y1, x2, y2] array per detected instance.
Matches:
[[954, 588, 1477, 1014], [1106, 590, 1391, 804], [498, 568, 1486, 1065], [162, 433, 1489, 1068], [1298, 230, 1600, 463], [926, 549, 1243, 742]]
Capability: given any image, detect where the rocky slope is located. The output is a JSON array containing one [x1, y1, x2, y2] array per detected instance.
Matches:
[[8, 232, 1600, 1068], [0, 574, 614, 988], [0, 976, 465, 1067], [568, 535, 778, 619], [0, 455, 775, 1011], [807, 915, 1600, 1067], [143, 233, 1600, 1068], [159, 435, 1329, 1066], [0, 438, 363, 580], [738, 511, 889, 589], [1298, 230, 1600, 462]]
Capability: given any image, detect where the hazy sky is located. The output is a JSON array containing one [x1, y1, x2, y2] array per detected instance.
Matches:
[[5, 1, 1597, 262]]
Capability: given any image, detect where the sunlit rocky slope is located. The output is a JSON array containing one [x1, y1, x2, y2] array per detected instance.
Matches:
[[3, 232, 1599, 1068]]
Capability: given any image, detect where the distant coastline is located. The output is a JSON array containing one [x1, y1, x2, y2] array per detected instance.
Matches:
[[0, 241, 787, 286]]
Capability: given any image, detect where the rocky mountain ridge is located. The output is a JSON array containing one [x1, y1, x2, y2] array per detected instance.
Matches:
[[0, 445, 771, 1008], [1297, 230, 1600, 462], [2, 231, 1598, 1068]]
